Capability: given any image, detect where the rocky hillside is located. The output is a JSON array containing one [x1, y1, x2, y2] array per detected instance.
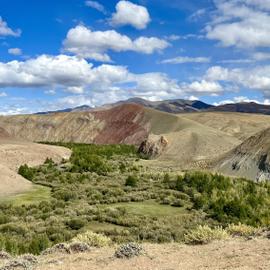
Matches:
[[0, 104, 149, 145], [215, 127, 270, 181], [0, 104, 242, 169]]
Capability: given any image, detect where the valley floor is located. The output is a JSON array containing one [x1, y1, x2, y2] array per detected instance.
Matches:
[[32, 239, 270, 270]]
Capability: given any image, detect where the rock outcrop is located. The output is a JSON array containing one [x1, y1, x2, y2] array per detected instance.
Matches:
[[138, 135, 168, 158]]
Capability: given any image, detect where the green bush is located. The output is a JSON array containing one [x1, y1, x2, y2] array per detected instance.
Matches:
[[66, 218, 86, 230], [72, 231, 111, 247], [125, 175, 138, 187], [184, 225, 228, 245], [18, 164, 35, 181]]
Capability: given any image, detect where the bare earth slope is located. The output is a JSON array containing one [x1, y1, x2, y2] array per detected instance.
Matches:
[[215, 127, 270, 181], [1, 105, 270, 172], [143, 108, 241, 168], [0, 104, 149, 145], [0, 136, 71, 197], [182, 112, 270, 140], [0, 105, 260, 170], [32, 239, 270, 270]]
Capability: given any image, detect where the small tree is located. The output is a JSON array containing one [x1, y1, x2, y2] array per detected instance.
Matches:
[[18, 164, 35, 181], [125, 175, 138, 187]]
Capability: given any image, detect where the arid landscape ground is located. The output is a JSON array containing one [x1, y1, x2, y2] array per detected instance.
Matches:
[[0, 103, 270, 270]]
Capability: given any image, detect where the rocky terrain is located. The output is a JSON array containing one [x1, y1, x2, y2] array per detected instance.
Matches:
[[215, 127, 270, 181], [1, 239, 270, 270]]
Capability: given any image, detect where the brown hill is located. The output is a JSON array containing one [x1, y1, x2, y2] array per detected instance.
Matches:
[[0, 104, 149, 145], [182, 112, 270, 140], [0, 139, 71, 197], [0, 104, 241, 168], [1, 105, 270, 174], [215, 127, 270, 181]]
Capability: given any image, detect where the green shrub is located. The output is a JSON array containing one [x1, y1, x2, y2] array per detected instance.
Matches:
[[66, 218, 86, 230], [125, 175, 138, 187], [184, 225, 229, 245], [18, 164, 35, 181], [226, 223, 260, 237], [72, 231, 111, 247], [28, 234, 50, 255]]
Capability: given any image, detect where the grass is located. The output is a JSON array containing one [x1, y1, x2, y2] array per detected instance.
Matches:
[[5, 185, 51, 206], [108, 200, 189, 217]]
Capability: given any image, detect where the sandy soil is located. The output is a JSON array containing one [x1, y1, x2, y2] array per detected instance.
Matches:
[[0, 139, 71, 197], [34, 239, 270, 270]]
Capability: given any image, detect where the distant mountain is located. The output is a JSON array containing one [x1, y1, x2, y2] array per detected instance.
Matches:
[[207, 102, 270, 115], [104, 97, 213, 113], [36, 105, 91, 115], [35, 98, 270, 116]]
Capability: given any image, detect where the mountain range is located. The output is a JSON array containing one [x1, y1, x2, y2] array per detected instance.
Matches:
[[36, 97, 270, 115]]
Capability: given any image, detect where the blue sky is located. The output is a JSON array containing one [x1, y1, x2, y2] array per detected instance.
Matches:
[[1, 0, 270, 114]]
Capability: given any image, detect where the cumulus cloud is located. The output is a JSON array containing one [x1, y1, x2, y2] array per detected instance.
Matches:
[[0, 17, 21, 37], [183, 80, 223, 95], [161, 56, 210, 64], [0, 54, 225, 112], [63, 25, 169, 62], [205, 65, 270, 98], [110, 0, 151, 29], [85, 1, 106, 14], [8, 48, 22, 56], [206, 0, 270, 48]]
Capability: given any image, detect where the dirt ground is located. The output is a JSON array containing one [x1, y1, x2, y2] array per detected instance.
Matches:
[[0, 138, 71, 197], [35, 239, 270, 270]]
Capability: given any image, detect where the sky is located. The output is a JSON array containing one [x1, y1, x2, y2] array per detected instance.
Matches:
[[1, 0, 270, 114]]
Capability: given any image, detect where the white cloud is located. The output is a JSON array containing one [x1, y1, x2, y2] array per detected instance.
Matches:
[[184, 80, 223, 95], [8, 48, 22, 56], [0, 53, 226, 112], [0, 92, 7, 97], [165, 35, 181, 41], [252, 52, 270, 61], [161, 56, 210, 64], [206, 0, 270, 48], [63, 25, 169, 62], [66, 86, 85, 94], [205, 65, 270, 98], [189, 8, 207, 21], [85, 1, 106, 14], [110, 0, 151, 29], [219, 59, 254, 64], [0, 17, 21, 37]]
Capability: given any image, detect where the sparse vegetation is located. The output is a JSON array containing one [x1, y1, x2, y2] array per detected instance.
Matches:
[[184, 225, 229, 245], [71, 231, 111, 247], [0, 143, 269, 255]]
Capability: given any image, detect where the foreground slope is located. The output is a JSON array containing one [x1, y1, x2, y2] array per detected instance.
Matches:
[[30, 239, 270, 270], [215, 127, 270, 181]]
